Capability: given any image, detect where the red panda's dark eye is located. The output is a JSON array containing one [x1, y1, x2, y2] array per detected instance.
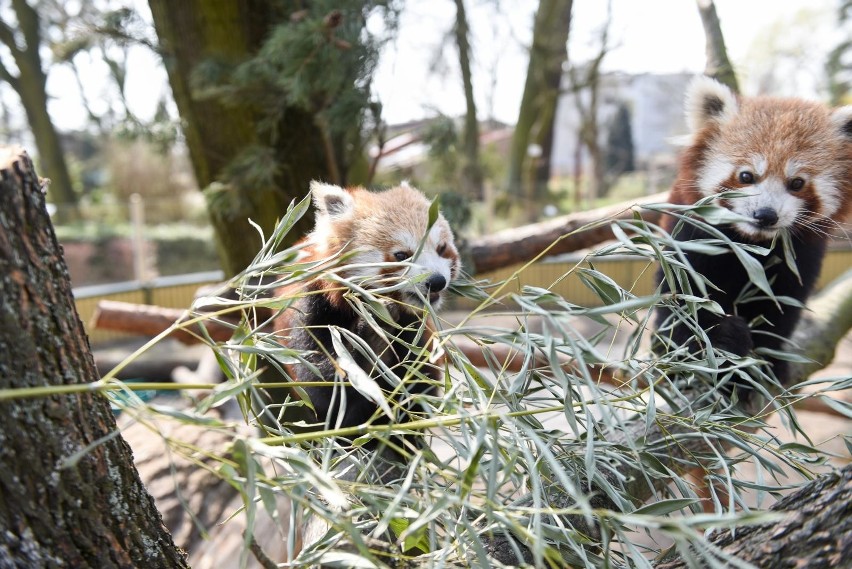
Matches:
[[738, 171, 755, 184], [393, 251, 411, 262], [788, 177, 805, 191]]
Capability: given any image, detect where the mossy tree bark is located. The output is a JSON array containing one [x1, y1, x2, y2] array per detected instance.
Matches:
[[453, 0, 484, 200], [696, 0, 740, 93], [148, 0, 328, 276], [0, 0, 79, 221], [0, 148, 186, 568], [506, 0, 573, 209]]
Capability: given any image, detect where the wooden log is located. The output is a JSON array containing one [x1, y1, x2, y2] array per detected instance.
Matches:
[[92, 299, 234, 344], [467, 191, 667, 274]]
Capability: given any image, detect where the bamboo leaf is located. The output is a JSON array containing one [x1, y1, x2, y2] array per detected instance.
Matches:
[[329, 327, 393, 419], [633, 498, 701, 516]]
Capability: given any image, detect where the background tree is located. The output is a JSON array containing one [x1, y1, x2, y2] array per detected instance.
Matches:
[[147, 0, 397, 276], [826, 0, 850, 105], [506, 0, 573, 212], [0, 0, 78, 220], [49, 2, 165, 137], [567, 0, 612, 201], [452, 0, 484, 200], [696, 0, 739, 93], [603, 101, 634, 181]]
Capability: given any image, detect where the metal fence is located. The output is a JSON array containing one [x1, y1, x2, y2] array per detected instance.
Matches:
[[75, 248, 852, 346], [448, 246, 852, 311], [74, 271, 224, 345]]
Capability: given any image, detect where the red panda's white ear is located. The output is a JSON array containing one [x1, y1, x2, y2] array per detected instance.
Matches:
[[310, 181, 354, 219], [832, 105, 852, 140], [685, 75, 738, 133]]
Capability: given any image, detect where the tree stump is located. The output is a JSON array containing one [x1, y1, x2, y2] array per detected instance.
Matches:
[[0, 147, 187, 567]]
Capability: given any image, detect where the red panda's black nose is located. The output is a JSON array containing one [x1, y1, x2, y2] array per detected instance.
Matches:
[[752, 207, 779, 228], [424, 274, 447, 293]]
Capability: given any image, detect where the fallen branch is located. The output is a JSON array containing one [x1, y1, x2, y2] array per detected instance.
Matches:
[[92, 300, 233, 344], [485, 269, 852, 565], [466, 192, 666, 274]]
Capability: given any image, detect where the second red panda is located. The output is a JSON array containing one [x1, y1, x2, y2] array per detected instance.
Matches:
[[654, 77, 852, 390], [268, 181, 460, 432]]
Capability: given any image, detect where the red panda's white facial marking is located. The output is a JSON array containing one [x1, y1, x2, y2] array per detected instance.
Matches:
[[727, 174, 805, 239], [307, 181, 460, 312], [685, 76, 852, 241]]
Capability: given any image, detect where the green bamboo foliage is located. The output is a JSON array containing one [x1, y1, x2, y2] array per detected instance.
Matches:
[[95, 194, 847, 568]]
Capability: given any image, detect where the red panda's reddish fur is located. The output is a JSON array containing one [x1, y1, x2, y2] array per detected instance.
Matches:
[[264, 182, 460, 434], [654, 77, 852, 392], [666, 94, 852, 233]]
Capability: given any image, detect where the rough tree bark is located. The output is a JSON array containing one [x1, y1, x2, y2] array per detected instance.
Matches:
[[696, 0, 740, 93], [656, 464, 852, 569], [0, 148, 186, 568]]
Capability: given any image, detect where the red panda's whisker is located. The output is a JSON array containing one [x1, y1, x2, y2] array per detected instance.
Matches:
[[652, 75, 851, 402]]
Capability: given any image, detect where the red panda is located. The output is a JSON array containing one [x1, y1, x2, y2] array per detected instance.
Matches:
[[266, 181, 460, 434], [654, 76, 852, 392]]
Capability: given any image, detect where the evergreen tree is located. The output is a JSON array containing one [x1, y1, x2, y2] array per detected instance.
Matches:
[[149, 0, 399, 275], [604, 102, 634, 179]]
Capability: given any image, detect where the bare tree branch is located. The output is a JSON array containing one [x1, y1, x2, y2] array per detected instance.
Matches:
[[695, 0, 740, 93]]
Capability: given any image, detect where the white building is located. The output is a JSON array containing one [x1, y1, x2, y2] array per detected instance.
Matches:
[[550, 72, 694, 178]]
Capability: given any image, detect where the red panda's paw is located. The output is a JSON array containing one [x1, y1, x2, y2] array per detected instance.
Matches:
[[708, 315, 754, 357]]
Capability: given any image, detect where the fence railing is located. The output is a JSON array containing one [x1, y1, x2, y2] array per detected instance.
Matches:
[[449, 246, 852, 310], [76, 247, 852, 346], [74, 270, 224, 345]]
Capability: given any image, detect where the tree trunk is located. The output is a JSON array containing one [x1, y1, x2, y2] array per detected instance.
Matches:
[[696, 0, 740, 93], [570, 0, 611, 200], [148, 0, 327, 276], [453, 0, 484, 200], [1, 0, 78, 221], [506, 0, 573, 199], [0, 147, 186, 567], [656, 464, 852, 569]]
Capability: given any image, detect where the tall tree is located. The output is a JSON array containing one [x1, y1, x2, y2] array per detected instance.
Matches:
[[148, 1, 395, 275], [567, 0, 612, 201], [0, 148, 186, 568], [453, 0, 483, 200], [50, 3, 162, 135], [603, 102, 634, 181], [826, 0, 851, 105], [696, 0, 740, 93], [506, 0, 573, 209], [0, 0, 78, 221]]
